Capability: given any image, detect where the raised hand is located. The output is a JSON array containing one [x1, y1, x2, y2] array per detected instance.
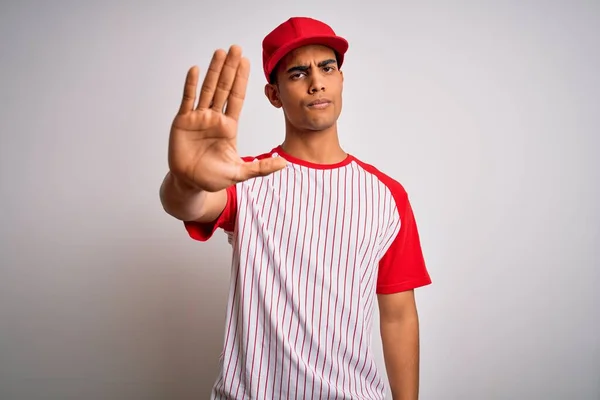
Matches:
[[168, 45, 286, 193]]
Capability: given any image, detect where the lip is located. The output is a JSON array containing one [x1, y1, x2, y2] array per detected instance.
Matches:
[[307, 98, 332, 107]]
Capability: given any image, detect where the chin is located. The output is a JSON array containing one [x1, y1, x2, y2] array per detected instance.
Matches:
[[303, 121, 336, 132], [303, 115, 338, 131], [285, 112, 338, 133]]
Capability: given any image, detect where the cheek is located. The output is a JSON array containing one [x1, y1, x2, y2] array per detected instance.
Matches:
[[280, 91, 304, 112]]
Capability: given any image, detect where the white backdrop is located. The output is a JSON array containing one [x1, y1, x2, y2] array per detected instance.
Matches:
[[1, 1, 598, 399]]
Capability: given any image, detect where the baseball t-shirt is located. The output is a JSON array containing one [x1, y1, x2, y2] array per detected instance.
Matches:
[[184, 145, 431, 400]]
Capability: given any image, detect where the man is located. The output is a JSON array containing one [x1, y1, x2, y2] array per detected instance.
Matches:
[[160, 16, 431, 400]]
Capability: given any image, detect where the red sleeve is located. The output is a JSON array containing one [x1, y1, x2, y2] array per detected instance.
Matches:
[[183, 184, 237, 241], [376, 184, 432, 294]]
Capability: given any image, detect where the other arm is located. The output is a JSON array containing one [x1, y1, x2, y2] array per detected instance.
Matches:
[[378, 289, 421, 400]]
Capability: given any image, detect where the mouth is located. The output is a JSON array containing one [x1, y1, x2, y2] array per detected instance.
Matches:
[[307, 98, 332, 109]]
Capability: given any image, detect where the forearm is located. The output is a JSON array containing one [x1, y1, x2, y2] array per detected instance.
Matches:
[[159, 171, 226, 222], [380, 312, 420, 400]]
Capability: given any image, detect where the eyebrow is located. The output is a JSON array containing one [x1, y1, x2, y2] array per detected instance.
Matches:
[[285, 58, 337, 74]]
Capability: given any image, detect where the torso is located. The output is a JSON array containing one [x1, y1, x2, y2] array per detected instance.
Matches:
[[211, 147, 405, 400]]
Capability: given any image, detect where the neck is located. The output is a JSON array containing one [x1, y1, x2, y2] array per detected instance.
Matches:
[[280, 121, 347, 165]]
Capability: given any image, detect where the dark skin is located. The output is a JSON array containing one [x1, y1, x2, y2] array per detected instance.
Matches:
[[160, 44, 421, 400], [159, 45, 287, 223]]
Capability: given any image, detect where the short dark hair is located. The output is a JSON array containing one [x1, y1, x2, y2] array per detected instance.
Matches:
[[269, 51, 341, 85]]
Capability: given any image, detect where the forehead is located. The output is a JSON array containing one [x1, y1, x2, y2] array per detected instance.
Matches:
[[280, 44, 337, 67]]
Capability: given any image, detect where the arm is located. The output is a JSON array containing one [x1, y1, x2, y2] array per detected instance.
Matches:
[[378, 289, 421, 400], [161, 47, 285, 226], [159, 171, 227, 223]]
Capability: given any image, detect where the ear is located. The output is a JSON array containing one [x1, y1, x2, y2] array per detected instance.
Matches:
[[264, 83, 282, 108]]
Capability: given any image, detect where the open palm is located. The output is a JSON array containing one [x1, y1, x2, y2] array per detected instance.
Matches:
[[168, 45, 286, 193]]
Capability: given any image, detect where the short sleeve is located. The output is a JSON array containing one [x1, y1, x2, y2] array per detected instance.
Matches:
[[376, 187, 432, 294], [183, 185, 237, 241]]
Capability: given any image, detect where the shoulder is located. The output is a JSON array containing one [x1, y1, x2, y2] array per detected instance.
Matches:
[[352, 155, 409, 202]]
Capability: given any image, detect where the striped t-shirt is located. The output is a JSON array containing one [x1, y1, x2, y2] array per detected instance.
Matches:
[[184, 146, 431, 400]]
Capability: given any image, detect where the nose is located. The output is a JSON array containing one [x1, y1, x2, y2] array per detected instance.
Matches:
[[308, 71, 325, 93]]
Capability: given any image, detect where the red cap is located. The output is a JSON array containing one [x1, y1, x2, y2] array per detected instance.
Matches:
[[262, 17, 349, 82]]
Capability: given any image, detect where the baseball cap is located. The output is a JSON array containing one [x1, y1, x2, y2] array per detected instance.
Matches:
[[262, 17, 349, 83]]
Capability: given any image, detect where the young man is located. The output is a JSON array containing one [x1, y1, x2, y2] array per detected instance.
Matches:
[[160, 16, 431, 400]]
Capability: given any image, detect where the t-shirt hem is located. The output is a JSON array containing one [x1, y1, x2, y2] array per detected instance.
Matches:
[[376, 276, 432, 294], [184, 219, 217, 242]]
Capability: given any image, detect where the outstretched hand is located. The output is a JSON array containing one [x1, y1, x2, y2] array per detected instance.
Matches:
[[168, 45, 287, 193]]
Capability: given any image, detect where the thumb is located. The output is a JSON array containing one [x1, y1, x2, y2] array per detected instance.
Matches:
[[237, 156, 288, 181]]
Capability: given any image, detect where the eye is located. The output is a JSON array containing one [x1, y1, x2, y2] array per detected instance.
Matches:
[[323, 66, 336, 73], [290, 71, 306, 80]]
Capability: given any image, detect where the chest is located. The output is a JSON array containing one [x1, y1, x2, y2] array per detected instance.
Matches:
[[236, 164, 395, 266]]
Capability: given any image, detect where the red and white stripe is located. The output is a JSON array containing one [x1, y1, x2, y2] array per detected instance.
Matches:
[[183, 147, 431, 399], [207, 150, 408, 400]]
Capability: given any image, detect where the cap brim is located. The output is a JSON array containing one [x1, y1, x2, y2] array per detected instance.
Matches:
[[264, 35, 349, 82]]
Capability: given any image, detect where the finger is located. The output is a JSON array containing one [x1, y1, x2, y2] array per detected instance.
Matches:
[[178, 66, 198, 114], [236, 157, 287, 182], [224, 57, 250, 120], [197, 49, 227, 110], [211, 45, 243, 112]]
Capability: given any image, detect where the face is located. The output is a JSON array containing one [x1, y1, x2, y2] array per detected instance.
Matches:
[[264, 44, 344, 132]]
